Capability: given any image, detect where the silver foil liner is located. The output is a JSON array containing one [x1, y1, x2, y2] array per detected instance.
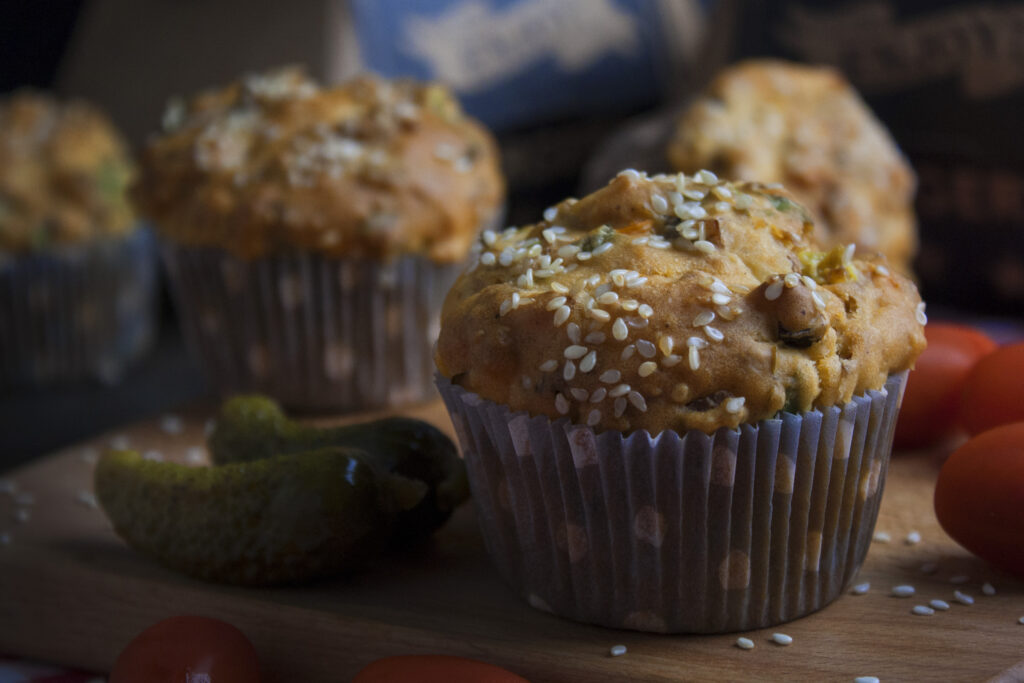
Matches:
[[0, 228, 158, 387], [162, 244, 462, 412], [437, 372, 907, 633]]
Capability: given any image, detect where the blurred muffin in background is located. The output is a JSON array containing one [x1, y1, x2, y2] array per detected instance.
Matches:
[[135, 67, 504, 412], [668, 59, 917, 272], [0, 91, 157, 387]]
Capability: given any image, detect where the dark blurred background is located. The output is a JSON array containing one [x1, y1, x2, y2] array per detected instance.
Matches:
[[1, 0, 1022, 466]]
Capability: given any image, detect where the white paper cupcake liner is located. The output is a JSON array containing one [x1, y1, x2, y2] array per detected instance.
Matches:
[[437, 372, 907, 633], [0, 228, 158, 387], [162, 244, 463, 412]]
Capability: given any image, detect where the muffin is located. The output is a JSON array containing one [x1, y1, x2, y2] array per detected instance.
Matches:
[[135, 67, 504, 411], [435, 169, 926, 633], [0, 91, 156, 386], [667, 59, 917, 272]]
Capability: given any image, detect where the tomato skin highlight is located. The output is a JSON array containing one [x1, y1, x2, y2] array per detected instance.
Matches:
[[959, 342, 1024, 436], [894, 323, 996, 450], [353, 654, 529, 683], [109, 615, 261, 683], [934, 422, 1024, 578]]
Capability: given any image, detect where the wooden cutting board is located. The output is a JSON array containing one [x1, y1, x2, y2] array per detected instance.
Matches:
[[1, 401, 1022, 683]]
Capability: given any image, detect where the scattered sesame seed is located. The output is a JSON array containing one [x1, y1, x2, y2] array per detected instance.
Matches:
[[637, 340, 657, 358], [711, 292, 731, 306], [627, 391, 647, 412], [570, 388, 589, 402], [784, 272, 801, 288], [765, 280, 784, 301], [589, 308, 611, 322], [854, 677, 880, 683], [713, 202, 731, 214], [499, 298, 513, 316], [554, 306, 572, 327], [930, 599, 950, 611], [1018, 617, 1024, 625], [950, 575, 970, 584], [851, 582, 871, 595], [873, 531, 891, 543], [688, 346, 701, 371], [693, 310, 715, 326], [563, 360, 577, 381], [577, 251, 593, 261], [609, 384, 632, 398], [551, 281, 570, 294], [811, 291, 827, 309], [598, 291, 619, 305], [14, 509, 30, 524], [637, 304, 653, 318], [801, 275, 817, 289], [632, 237, 650, 246], [557, 245, 580, 260], [725, 397, 746, 414], [920, 562, 939, 575], [567, 323, 581, 344], [912, 605, 935, 616], [601, 370, 622, 384], [844, 243, 856, 262], [906, 531, 922, 545], [590, 388, 607, 403], [736, 637, 755, 650], [609, 644, 627, 657], [620, 344, 636, 361], [704, 326, 724, 342], [662, 354, 682, 367], [876, 265, 890, 276], [547, 296, 568, 311], [771, 633, 793, 646], [658, 335, 675, 356], [543, 207, 558, 222], [982, 582, 996, 596], [540, 360, 558, 372], [585, 331, 606, 345], [694, 240, 716, 254], [618, 168, 642, 180], [953, 590, 974, 605], [480, 252, 497, 266], [593, 242, 614, 256], [542, 228, 558, 244], [614, 397, 628, 418], [891, 585, 915, 597], [160, 414, 184, 435], [564, 345, 588, 360], [638, 361, 658, 377], [612, 318, 629, 341], [555, 394, 570, 415], [482, 230, 498, 246], [651, 194, 669, 214], [587, 410, 602, 427], [915, 302, 928, 325], [696, 169, 719, 184], [580, 351, 598, 373], [620, 299, 640, 311]]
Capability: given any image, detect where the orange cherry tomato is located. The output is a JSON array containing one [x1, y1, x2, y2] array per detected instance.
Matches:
[[353, 654, 528, 683], [934, 422, 1024, 578], [109, 615, 260, 683], [959, 342, 1024, 436], [894, 323, 997, 449]]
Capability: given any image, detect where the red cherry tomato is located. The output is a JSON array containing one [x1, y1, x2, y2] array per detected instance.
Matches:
[[109, 615, 260, 683], [934, 422, 1024, 578], [353, 654, 528, 683], [959, 342, 1024, 436], [894, 323, 997, 449]]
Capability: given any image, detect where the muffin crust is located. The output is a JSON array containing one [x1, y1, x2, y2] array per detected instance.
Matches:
[[667, 59, 917, 271], [135, 68, 504, 262], [436, 170, 926, 435]]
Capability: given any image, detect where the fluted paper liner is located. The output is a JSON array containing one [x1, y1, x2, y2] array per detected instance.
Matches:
[[0, 228, 157, 387], [437, 372, 907, 633], [163, 244, 462, 412]]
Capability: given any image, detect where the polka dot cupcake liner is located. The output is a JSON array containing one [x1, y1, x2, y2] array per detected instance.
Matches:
[[0, 228, 158, 387], [162, 244, 462, 412], [437, 372, 907, 634]]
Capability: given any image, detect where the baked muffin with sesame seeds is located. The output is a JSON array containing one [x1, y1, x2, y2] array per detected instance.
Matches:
[[436, 169, 925, 633], [135, 67, 504, 411], [667, 59, 917, 272], [0, 91, 156, 386]]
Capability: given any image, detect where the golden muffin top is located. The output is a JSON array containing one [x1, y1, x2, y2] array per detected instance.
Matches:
[[134, 68, 504, 262], [668, 59, 917, 272], [436, 170, 926, 435], [0, 91, 136, 252]]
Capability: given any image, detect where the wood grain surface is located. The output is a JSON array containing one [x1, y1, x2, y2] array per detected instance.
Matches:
[[1, 401, 1022, 682]]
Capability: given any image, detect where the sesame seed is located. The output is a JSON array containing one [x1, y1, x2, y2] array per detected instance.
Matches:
[[736, 637, 755, 650], [585, 331, 606, 345], [725, 397, 746, 413], [771, 633, 793, 646], [609, 384, 631, 398], [614, 397, 628, 417], [564, 345, 588, 360], [620, 344, 636, 360], [580, 350, 598, 373], [482, 230, 498, 246], [735, 194, 753, 209], [554, 306, 571, 326], [620, 299, 640, 311], [712, 185, 733, 200], [713, 202, 730, 213], [891, 585, 915, 597], [982, 582, 996, 596], [851, 582, 871, 595], [694, 240, 716, 254], [801, 275, 817, 289], [811, 291, 826, 309], [916, 302, 928, 325], [558, 245, 580, 260], [611, 318, 629, 341], [570, 388, 589, 402], [547, 296, 568, 311], [589, 309, 611, 322], [480, 252, 496, 265], [696, 169, 719, 184], [540, 360, 558, 372], [628, 277, 649, 289], [950, 575, 970, 584], [627, 391, 647, 412], [784, 273, 801, 288], [598, 291, 619, 305], [704, 326, 724, 342], [765, 280, 784, 301], [930, 599, 950, 611], [618, 168, 642, 180], [567, 322, 582, 343], [658, 335, 674, 356], [609, 644, 627, 657], [593, 242, 614, 256], [577, 251, 593, 261], [651, 194, 669, 214], [584, 389, 605, 405], [500, 298, 513, 316], [587, 410, 602, 427], [542, 228, 557, 244], [535, 269, 555, 279], [854, 678, 880, 683], [637, 340, 656, 358], [688, 346, 700, 370], [555, 394, 570, 414], [550, 281, 570, 294], [1018, 617, 1024, 625], [876, 265, 891, 276], [693, 310, 715, 327], [711, 292, 731, 306], [953, 590, 975, 605], [499, 249, 515, 266], [873, 531, 891, 543], [912, 605, 935, 616], [518, 270, 534, 288], [662, 354, 682, 367], [844, 243, 856, 263], [638, 361, 658, 377], [920, 562, 939, 574], [600, 369, 622, 384], [906, 531, 922, 545], [632, 237, 650, 246], [543, 207, 558, 222], [682, 189, 705, 201], [563, 360, 577, 381]]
